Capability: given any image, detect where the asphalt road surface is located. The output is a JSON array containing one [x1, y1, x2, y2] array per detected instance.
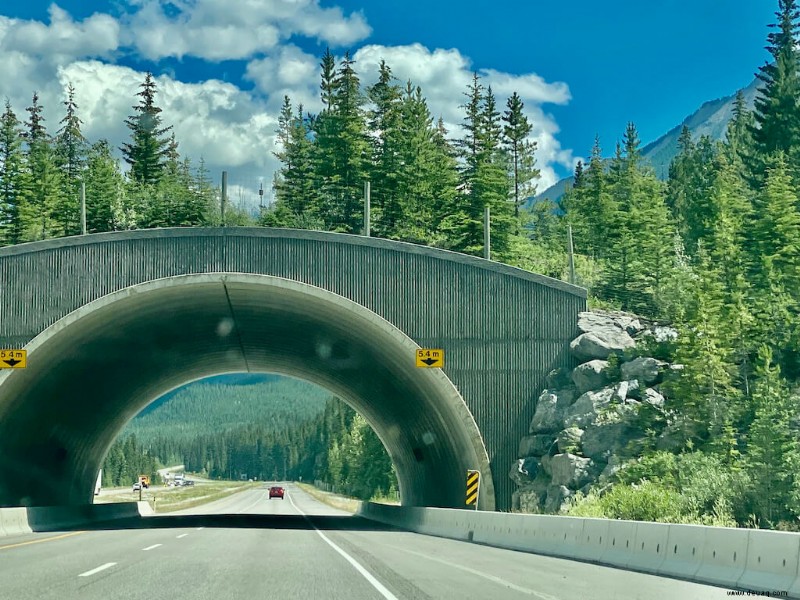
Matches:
[[0, 483, 735, 599]]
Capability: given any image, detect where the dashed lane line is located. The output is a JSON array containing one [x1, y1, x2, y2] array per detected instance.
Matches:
[[78, 562, 116, 577], [142, 544, 162, 551], [176, 533, 188, 539]]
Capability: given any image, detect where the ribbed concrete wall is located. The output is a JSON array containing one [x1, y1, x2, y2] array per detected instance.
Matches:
[[0, 228, 586, 510]]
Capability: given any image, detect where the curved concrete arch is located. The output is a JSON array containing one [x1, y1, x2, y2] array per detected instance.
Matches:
[[0, 273, 495, 509], [0, 227, 586, 509]]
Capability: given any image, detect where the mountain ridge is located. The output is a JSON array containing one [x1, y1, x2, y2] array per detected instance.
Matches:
[[530, 75, 761, 206]]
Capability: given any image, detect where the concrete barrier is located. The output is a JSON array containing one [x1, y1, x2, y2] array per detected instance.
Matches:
[[0, 502, 151, 538], [0, 508, 33, 536], [571, 517, 610, 563], [597, 519, 638, 569], [737, 529, 800, 594], [627, 521, 670, 572], [657, 524, 706, 580], [695, 526, 750, 587], [357, 503, 800, 597]]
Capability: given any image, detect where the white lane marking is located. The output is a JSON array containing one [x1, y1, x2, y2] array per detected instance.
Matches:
[[196, 527, 205, 531], [389, 545, 561, 600], [142, 544, 162, 551], [176, 533, 188, 539], [287, 491, 398, 600], [78, 562, 117, 577]]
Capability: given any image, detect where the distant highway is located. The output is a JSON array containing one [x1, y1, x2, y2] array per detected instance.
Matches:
[[0, 484, 728, 599]]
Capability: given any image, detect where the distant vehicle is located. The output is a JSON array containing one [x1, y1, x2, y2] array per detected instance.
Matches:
[[133, 482, 142, 492], [269, 486, 285, 499]]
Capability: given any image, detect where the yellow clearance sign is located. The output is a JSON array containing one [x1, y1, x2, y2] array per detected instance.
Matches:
[[415, 348, 444, 368], [0, 349, 26, 369], [466, 470, 480, 507]]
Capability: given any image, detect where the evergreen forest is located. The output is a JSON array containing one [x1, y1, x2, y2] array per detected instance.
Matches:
[[5, 0, 800, 527]]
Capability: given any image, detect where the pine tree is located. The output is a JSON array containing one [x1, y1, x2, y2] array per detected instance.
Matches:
[[502, 92, 540, 219], [667, 127, 720, 254], [745, 152, 800, 298], [22, 92, 61, 241], [268, 98, 320, 227], [84, 139, 124, 232], [314, 52, 370, 233], [602, 123, 673, 313], [0, 101, 28, 245], [121, 72, 173, 185], [446, 74, 513, 256], [749, 0, 800, 181], [53, 82, 88, 236], [745, 345, 798, 526], [366, 61, 403, 236]]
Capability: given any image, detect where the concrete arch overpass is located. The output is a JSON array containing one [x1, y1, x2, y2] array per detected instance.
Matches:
[[0, 228, 586, 511]]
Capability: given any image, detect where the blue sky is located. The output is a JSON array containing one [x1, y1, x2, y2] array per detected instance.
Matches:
[[0, 1, 777, 201]]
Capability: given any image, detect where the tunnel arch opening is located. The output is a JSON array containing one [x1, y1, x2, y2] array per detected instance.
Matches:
[[0, 273, 494, 510], [106, 370, 401, 500]]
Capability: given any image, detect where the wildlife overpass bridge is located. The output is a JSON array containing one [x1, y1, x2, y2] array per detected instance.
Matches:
[[0, 228, 586, 511]]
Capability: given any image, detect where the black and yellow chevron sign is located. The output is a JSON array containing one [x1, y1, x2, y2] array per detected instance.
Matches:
[[466, 469, 480, 507]]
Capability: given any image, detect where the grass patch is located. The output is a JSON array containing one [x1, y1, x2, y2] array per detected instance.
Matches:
[[296, 483, 362, 513], [94, 481, 260, 513]]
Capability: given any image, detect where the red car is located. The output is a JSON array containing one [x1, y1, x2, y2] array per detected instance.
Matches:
[[269, 486, 285, 499]]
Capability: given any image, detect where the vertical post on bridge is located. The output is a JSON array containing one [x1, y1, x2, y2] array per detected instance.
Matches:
[[80, 180, 87, 235], [568, 224, 576, 285], [221, 171, 228, 226], [483, 205, 491, 260], [363, 181, 371, 237]]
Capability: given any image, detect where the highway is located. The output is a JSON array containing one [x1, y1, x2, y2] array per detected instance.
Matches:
[[0, 484, 731, 599]]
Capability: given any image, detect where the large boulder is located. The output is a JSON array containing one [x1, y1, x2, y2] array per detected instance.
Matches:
[[518, 434, 556, 457], [529, 391, 566, 433], [557, 426, 584, 454], [513, 471, 551, 513], [571, 360, 612, 394], [621, 356, 667, 385], [564, 388, 615, 428], [509, 457, 541, 486], [582, 421, 640, 460], [545, 367, 573, 390], [544, 484, 573, 513], [550, 453, 594, 489], [570, 330, 636, 362], [577, 312, 643, 336], [643, 387, 665, 408]]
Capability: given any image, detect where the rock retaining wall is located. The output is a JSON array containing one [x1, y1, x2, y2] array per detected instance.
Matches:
[[510, 310, 679, 513]]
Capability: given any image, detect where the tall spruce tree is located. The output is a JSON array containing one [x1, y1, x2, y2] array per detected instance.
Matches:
[[749, 0, 800, 180], [121, 72, 173, 185], [54, 82, 88, 236], [23, 92, 61, 240], [0, 101, 28, 245], [84, 139, 124, 233], [366, 61, 403, 235], [502, 92, 539, 219]]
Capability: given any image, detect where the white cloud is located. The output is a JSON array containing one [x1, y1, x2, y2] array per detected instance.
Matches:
[[122, 0, 371, 61], [244, 45, 322, 113], [0, 5, 119, 61], [60, 61, 280, 174], [0, 5, 575, 207]]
